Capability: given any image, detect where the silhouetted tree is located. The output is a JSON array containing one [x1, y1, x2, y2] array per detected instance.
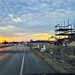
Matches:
[[30, 39, 33, 42], [2, 40, 8, 44]]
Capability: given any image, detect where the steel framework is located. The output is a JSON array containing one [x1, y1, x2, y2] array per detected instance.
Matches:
[[55, 20, 75, 41]]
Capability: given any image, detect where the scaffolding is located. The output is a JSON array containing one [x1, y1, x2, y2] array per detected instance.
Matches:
[[55, 20, 75, 41]]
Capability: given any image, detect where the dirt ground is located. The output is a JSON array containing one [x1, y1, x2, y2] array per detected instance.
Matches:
[[45, 44, 75, 67], [32, 46, 75, 73]]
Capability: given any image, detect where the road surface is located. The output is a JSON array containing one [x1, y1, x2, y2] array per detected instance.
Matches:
[[0, 45, 54, 75]]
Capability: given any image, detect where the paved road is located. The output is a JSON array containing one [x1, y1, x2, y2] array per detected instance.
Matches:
[[0, 45, 54, 75]]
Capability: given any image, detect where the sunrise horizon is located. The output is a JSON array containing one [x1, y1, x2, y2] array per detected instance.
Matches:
[[0, 33, 56, 43]]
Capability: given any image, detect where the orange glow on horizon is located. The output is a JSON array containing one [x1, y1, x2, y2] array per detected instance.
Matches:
[[0, 33, 66, 43], [32, 33, 55, 41], [0, 36, 27, 42], [0, 37, 11, 43]]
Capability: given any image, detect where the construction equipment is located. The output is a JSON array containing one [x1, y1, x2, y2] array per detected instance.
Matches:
[[50, 36, 63, 45]]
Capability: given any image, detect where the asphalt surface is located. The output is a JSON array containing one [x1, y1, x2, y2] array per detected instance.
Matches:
[[0, 45, 54, 75]]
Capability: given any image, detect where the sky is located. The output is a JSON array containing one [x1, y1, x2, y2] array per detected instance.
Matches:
[[0, 0, 75, 42]]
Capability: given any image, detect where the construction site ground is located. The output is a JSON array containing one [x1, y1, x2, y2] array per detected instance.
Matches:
[[31, 44, 75, 73]]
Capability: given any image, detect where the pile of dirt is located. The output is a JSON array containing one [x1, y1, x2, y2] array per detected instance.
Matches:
[[68, 41, 75, 46]]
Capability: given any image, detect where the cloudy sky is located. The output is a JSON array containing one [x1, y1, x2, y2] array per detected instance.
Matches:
[[0, 0, 75, 42]]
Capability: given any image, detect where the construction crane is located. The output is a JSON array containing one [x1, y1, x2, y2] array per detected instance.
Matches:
[[49, 36, 63, 45]]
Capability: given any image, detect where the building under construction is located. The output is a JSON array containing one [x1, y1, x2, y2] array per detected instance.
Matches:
[[55, 19, 75, 41]]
